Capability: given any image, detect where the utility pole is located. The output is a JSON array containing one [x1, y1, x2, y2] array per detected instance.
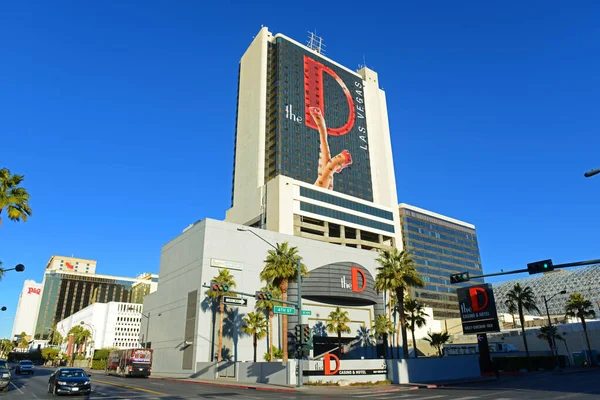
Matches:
[[543, 290, 566, 369]]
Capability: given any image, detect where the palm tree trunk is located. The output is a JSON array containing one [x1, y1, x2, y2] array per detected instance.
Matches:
[[269, 310, 274, 361], [511, 313, 516, 328], [396, 288, 409, 359], [253, 333, 257, 363], [437, 345, 443, 358], [218, 296, 224, 362], [338, 331, 342, 356], [519, 306, 529, 357], [581, 317, 593, 366], [411, 321, 418, 358], [281, 280, 288, 362]]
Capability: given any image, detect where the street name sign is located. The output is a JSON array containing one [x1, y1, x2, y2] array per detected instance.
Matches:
[[301, 310, 312, 316], [223, 296, 248, 307], [274, 306, 296, 315]]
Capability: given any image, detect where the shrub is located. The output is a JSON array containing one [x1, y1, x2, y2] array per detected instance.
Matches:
[[493, 355, 566, 372], [93, 349, 111, 360], [91, 360, 106, 370]]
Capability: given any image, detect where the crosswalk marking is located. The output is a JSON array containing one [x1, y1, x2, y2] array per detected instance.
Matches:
[[450, 397, 480, 400]]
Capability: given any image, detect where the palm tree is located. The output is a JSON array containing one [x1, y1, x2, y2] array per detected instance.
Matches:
[[374, 248, 424, 359], [372, 314, 396, 358], [356, 325, 374, 348], [241, 312, 268, 362], [326, 307, 351, 356], [404, 298, 428, 358], [255, 283, 282, 361], [424, 332, 450, 357], [537, 325, 563, 354], [259, 242, 308, 362], [0, 168, 32, 227], [19, 331, 29, 351], [80, 329, 92, 356], [505, 283, 539, 357], [505, 299, 518, 328], [206, 269, 237, 362], [565, 292, 596, 365]]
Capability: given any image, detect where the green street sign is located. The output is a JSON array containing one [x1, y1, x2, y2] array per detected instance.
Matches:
[[301, 310, 312, 316], [274, 306, 296, 315]]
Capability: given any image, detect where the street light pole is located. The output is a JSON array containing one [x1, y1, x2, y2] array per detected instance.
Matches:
[[238, 227, 304, 387], [80, 322, 96, 363], [0, 264, 25, 274], [542, 290, 566, 370], [128, 307, 150, 348]]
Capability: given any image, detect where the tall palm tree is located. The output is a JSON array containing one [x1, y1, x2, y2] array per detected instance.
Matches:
[[255, 283, 282, 361], [537, 325, 563, 354], [241, 312, 268, 362], [404, 298, 428, 358], [0, 168, 32, 227], [206, 269, 237, 362], [424, 332, 450, 357], [505, 283, 539, 357], [371, 314, 395, 358], [326, 307, 351, 356], [374, 248, 424, 359], [19, 331, 29, 351], [505, 299, 518, 328], [565, 292, 596, 365], [80, 329, 92, 356], [259, 242, 308, 362]]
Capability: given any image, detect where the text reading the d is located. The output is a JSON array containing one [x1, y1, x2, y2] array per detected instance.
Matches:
[[351, 267, 366, 293], [323, 353, 341, 375], [469, 287, 489, 313]]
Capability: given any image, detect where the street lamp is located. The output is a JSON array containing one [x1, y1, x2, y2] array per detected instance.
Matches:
[[0, 307, 6, 312], [0, 263, 25, 274], [128, 307, 161, 349], [80, 321, 96, 361], [542, 290, 567, 369], [237, 227, 305, 388], [584, 168, 600, 178]]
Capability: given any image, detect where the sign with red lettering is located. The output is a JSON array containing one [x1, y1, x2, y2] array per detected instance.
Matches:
[[457, 284, 500, 334], [275, 37, 373, 201], [65, 262, 75, 270], [27, 287, 41, 295]]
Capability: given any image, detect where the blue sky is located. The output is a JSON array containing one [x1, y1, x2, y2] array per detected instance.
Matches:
[[1, 1, 599, 338]]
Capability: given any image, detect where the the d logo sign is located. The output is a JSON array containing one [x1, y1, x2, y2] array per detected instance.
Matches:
[[304, 55, 355, 136], [351, 267, 366, 293], [323, 353, 340, 375], [469, 287, 489, 313]]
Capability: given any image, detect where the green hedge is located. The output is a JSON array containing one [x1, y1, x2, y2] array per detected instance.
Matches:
[[93, 349, 110, 361], [494, 355, 566, 372], [91, 360, 106, 370]]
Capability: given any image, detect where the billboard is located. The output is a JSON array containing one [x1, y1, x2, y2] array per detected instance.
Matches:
[[274, 38, 373, 201], [457, 284, 500, 334]]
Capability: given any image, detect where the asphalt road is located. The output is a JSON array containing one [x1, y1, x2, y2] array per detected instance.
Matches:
[[4, 366, 600, 399]]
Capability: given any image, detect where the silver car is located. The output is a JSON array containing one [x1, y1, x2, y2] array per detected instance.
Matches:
[[15, 360, 34, 375]]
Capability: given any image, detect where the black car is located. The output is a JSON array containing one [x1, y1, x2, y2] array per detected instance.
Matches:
[[47, 368, 92, 396], [0, 359, 10, 393]]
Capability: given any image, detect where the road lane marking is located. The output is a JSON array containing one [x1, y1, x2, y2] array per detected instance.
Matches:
[[10, 382, 24, 394], [450, 397, 480, 400], [91, 379, 166, 395], [411, 396, 447, 400]]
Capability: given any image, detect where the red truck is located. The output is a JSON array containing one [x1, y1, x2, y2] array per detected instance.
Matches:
[[105, 348, 153, 377]]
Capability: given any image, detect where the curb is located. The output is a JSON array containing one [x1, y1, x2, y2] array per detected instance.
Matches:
[[410, 377, 500, 390], [150, 377, 296, 393]]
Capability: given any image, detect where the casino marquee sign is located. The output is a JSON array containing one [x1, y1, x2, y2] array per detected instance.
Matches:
[[301, 262, 378, 306]]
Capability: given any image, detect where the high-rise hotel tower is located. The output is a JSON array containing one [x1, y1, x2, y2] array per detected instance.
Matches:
[[226, 27, 401, 251]]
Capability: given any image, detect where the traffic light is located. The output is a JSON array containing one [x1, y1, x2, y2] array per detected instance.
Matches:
[[294, 324, 302, 342], [211, 282, 229, 292], [255, 291, 272, 301], [527, 259, 553, 275], [301, 325, 311, 345], [450, 272, 470, 284]]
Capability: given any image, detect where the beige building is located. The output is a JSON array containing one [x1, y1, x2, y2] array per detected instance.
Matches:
[[45, 255, 97, 274], [225, 27, 400, 252], [131, 273, 159, 304]]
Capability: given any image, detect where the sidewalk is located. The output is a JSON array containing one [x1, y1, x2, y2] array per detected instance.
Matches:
[[149, 375, 297, 393]]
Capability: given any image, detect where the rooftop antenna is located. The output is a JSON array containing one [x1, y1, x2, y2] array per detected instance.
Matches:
[[307, 30, 326, 55]]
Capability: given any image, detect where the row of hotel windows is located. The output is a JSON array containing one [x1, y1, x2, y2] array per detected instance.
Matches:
[[299, 186, 393, 220], [421, 274, 482, 286], [413, 251, 481, 270], [300, 202, 395, 233], [407, 240, 481, 263], [113, 340, 139, 348], [403, 216, 477, 241], [405, 232, 480, 257], [404, 224, 478, 248]]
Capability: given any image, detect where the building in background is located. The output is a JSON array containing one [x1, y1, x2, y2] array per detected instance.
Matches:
[[34, 255, 158, 338], [224, 27, 400, 252], [399, 204, 484, 319], [55, 302, 144, 358], [493, 265, 600, 318], [45, 255, 97, 274], [11, 280, 43, 340], [131, 273, 159, 304]]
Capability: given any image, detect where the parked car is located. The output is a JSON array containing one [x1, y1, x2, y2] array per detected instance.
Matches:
[[47, 368, 92, 396], [15, 360, 34, 375], [0, 359, 10, 393]]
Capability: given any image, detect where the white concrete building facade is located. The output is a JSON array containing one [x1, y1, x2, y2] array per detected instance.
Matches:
[[11, 280, 43, 340], [56, 302, 143, 358]]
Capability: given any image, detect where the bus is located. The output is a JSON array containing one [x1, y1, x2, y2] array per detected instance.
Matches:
[[105, 348, 153, 377]]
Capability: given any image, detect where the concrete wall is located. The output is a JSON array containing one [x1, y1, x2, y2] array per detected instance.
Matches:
[[237, 362, 290, 384], [387, 356, 480, 384]]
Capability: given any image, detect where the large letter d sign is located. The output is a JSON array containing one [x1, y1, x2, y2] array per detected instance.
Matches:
[[324, 353, 340, 375]]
